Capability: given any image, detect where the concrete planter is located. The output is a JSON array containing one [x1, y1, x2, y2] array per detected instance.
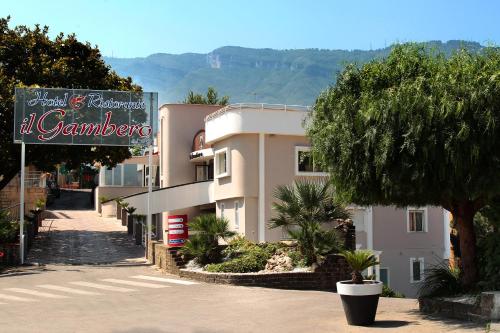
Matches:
[[336, 280, 383, 326], [127, 215, 134, 235], [134, 219, 143, 245], [116, 204, 122, 219]]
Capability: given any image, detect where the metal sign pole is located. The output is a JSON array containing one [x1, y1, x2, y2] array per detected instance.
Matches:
[[145, 92, 155, 260], [146, 144, 152, 260], [19, 142, 25, 264]]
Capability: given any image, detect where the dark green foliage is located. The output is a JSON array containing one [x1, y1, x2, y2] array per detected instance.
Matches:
[[269, 179, 349, 265], [307, 43, 500, 288], [205, 248, 269, 273], [183, 87, 229, 105], [417, 262, 462, 298], [287, 249, 307, 268], [340, 250, 379, 284], [0, 210, 18, 243], [0, 17, 138, 190], [381, 285, 405, 298], [106, 41, 483, 106], [205, 237, 282, 273], [474, 199, 500, 290], [180, 214, 235, 265]]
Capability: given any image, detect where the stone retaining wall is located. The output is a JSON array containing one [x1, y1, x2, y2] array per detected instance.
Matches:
[[419, 292, 500, 322], [150, 241, 350, 291], [178, 257, 348, 291]]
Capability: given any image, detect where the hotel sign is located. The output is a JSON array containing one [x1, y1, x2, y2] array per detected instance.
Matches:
[[14, 87, 157, 146]]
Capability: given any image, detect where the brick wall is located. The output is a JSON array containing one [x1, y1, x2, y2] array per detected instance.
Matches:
[[154, 243, 186, 274], [178, 254, 350, 291], [148, 219, 354, 291]]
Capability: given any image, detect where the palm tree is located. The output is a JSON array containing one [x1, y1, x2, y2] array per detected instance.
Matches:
[[340, 250, 379, 284], [269, 179, 350, 265], [181, 214, 235, 265]]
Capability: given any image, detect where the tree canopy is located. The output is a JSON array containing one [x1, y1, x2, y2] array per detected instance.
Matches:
[[0, 17, 139, 190], [183, 87, 229, 105], [307, 43, 500, 288]]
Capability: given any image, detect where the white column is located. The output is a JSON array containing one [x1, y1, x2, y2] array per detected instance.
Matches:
[[258, 133, 265, 243], [19, 142, 25, 264]]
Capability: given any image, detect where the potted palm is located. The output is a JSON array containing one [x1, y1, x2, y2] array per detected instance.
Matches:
[[337, 250, 382, 326]]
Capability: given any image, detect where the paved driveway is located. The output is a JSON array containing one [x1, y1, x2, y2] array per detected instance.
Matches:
[[27, 189, 144, 265], [7, 190, 489, 332], [0, 265, 488, 333]]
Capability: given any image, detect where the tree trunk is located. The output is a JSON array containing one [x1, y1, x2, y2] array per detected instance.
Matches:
[[451, 201, 478, 290]]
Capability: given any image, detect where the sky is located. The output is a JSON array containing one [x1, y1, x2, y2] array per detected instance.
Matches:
[[2, 0, 499, 58]]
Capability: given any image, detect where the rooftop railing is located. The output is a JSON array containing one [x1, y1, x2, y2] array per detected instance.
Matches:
[[205, 103, 311, 122]]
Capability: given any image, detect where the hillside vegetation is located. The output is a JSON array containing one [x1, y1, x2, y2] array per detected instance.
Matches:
[[105, 41, 483, 105]]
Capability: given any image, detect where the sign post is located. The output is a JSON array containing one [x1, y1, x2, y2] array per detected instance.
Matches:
[[14, 87, 158, 262], [19, 142, 25, 264], [167, 215, 188, 247]]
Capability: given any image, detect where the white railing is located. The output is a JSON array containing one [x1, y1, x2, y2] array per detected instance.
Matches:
[[24, 172, 46, 188], [205, 103, 311, 122]]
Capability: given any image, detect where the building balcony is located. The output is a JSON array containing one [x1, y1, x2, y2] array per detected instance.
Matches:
[[204, 103, 311, 143]]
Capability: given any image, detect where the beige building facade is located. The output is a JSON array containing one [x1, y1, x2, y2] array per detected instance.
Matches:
[[122, 103, 451, 297]]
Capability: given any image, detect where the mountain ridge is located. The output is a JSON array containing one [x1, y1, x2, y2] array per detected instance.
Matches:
[[104, 40, 483, 105]]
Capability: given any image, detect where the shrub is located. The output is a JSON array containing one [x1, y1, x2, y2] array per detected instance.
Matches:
[[287, 249, 307, 267], [206, 238, 285, 273], [206, 246, 270, 273], [381, 285, 405, 298], [269, 180, 349, 265], [474, 204, 500, 291], [0, 210, 18, 243], [417, 262, 462, 298], [180, 214, 235, 265]]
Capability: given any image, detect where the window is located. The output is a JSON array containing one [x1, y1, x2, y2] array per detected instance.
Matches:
[[113, 164, 122, 185], [379, 268, 389, 286], [295, 146, 327, 176], [410, 257, 425, 282], [220, 203, 225, 219], [123, 164, 141, 186], [215, 148, 230, 178], [407, 208, 427, 232], [234, 201, 240, 229], [104, 168, 113, 186]]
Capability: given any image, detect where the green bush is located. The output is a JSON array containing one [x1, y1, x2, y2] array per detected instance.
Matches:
[[475, 205, 500, 291], [0, 210, 18, 243], [206, 238, 285, 273], [206, 246, 270, 273], [269, 180, 349, 265], [381, 285, 405, 298], [180, 214, 235, 265], [418, 262, 462, 298], [287, 249, 307, 267]]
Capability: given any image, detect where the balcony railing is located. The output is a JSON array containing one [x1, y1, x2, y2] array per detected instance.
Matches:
[[205, 103, 311, 122]]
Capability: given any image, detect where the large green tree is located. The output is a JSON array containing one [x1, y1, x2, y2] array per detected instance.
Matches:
[[307, 44, 500, 289], [0, 17, 138, 190]]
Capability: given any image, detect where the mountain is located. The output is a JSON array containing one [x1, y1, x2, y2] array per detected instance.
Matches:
[[104, 41, 483, 106]]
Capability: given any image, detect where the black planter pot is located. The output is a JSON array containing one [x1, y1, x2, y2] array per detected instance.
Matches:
[[336, 280, 383, 326], [134, 220, 143, 245], [127, 216, 134, 235]]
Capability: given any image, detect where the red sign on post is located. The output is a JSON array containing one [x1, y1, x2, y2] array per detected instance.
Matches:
[[167, 215, 188, 247]]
